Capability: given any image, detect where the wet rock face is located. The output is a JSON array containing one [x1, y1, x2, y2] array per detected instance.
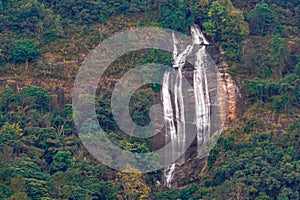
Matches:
[[167, 155, 207, 188], [157, 55, 239, 189], [151, 64, 237, 188], [216, 49, 239, 124]]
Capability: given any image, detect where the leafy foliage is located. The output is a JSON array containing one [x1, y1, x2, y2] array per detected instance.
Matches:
[[12, 39, 40, 64], [247, 2, 275, 36], [50, 151, 71, 172], [0, 123, 22, 151], [203, 0, 249, 62], [157, 130, 300, 199], [160, 0, 193, 33], [115, 164, 151, 200], [0, 0, 299, 199], [19, 86, 52, 113]]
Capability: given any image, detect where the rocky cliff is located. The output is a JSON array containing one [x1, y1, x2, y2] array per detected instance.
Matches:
[[160, 48, 239, 189]]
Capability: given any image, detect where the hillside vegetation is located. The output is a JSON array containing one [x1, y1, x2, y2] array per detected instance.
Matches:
[[0, 0, 299, 199]]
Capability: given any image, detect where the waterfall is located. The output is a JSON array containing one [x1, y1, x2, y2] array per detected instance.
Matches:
[[162, 70, 186, 188], [163, 25, 212, 188], [164, 163, 176, 188], [194, 46, 210, 157], [174, 68, 186, 163], [162, 71, 176, 143], [162, 71, 175, 188]]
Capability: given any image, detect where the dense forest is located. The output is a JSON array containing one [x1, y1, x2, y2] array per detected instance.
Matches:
[[0, 0, 299, 199]]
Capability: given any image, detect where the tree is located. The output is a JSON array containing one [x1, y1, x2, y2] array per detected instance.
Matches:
[[0, 122, 22, 152], [130, 88, 155, 127], [115, 164, 150, 200], [203, 1, 249, 61], [2, 0, 62, 42], [50, 151, 72, 172], [222, 8, 249, 43], [245, 78, 266, 102], [12, 39, 40, 70], [9, 176, 26, 193], [7, 176, 30, 200], [271, 34, 287, 78], [83, 176, 118, 199], [9, 156, 50, 199], [52, 104, 75, 136], [19, 86, 52, 113], [0, 88, 20, 114], [204, 1, 227, 41], [50, 171, 72, 199], [247, 3, 275, 36], [6, 192, 30, 200], [0, 49, 5, 66], [295, 63, 300, 77], [160, 0, 193, 33]]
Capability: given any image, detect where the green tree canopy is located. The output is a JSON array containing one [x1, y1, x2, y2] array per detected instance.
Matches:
[[12, 39, 40, 68], [50, 151, 72, 172], [160, 0, 193, 33], [19, 86, 52, 113], [247, 2, 275, 36]]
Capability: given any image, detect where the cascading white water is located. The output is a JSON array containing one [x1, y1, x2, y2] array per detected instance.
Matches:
[[194, 46, 211, 157], [174, 68, 186, 162], [163, 32, 191, 188], [162, 69, 186, 188], [162, 71, 176, 188], [163, 25, 212, 188], [164, 163, 176, 188], [162, 71, 176, 143]]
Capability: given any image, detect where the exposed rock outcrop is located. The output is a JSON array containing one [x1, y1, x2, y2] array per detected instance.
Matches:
[[0, 76, 119, 109], [160, 47, 239, 189]]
